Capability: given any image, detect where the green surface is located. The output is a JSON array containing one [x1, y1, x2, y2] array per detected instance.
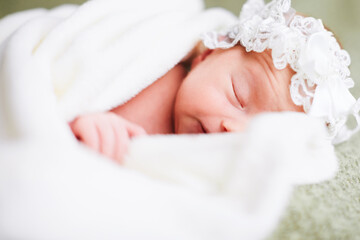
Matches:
[[1, 0, 360, 239], [269, 134, 360, 240]]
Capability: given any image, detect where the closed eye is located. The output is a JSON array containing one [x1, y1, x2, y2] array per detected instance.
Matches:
[[231, 79, 245, 110]]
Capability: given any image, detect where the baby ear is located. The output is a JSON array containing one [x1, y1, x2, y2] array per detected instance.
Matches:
[[191, 49, 213, 69]]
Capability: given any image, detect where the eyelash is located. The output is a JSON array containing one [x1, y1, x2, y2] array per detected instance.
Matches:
[[231, 80, 245, 110]]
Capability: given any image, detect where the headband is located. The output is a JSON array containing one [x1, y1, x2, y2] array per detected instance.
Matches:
[[202, 0, 360, 144]]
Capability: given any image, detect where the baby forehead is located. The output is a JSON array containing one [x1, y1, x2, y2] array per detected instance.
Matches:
[[229, 50, 296, 109], [209, 46, 294, 91], [217, 46, 277, 71], [231, 47, 294, 85]]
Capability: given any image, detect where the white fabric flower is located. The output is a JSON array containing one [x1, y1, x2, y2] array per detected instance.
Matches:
[[298, 31, 335, 85]]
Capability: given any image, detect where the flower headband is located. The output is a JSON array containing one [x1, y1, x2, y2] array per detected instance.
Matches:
[[202, 0, 360, 144]]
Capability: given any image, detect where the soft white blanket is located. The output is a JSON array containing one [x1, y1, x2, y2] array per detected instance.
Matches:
[[0, 0, 338, 239]]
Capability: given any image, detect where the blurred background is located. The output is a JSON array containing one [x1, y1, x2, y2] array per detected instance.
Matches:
[[1, 0, 360, 97]]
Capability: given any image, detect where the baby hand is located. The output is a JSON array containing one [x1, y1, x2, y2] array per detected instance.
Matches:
[[69, 112, 146, 164]]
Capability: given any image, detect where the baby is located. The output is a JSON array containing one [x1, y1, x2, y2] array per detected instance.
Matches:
[[70, 44, 301, 162], [69, 0, 359, 163]]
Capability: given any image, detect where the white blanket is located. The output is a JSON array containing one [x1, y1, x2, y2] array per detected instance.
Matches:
[[0, 0, 338, 239]]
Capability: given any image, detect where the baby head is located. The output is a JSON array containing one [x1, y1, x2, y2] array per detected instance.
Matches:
[[174, 45, 302, 133], [173, 0, 360, 143]]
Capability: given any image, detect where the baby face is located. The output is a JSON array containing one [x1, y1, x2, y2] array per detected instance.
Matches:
[[173, 45, 303, 134]]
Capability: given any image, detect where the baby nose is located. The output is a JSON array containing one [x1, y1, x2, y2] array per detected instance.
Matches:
[[221, 118, 249, 132]]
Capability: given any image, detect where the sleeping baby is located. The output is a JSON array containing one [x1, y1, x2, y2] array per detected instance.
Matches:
[[69, 0, 360, 163]]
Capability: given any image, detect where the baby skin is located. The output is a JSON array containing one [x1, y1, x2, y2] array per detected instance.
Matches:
[[70, 45, 303, 163]]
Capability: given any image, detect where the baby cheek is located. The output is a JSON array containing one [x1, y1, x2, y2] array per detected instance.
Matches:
[[175, 83, 205, 112]]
